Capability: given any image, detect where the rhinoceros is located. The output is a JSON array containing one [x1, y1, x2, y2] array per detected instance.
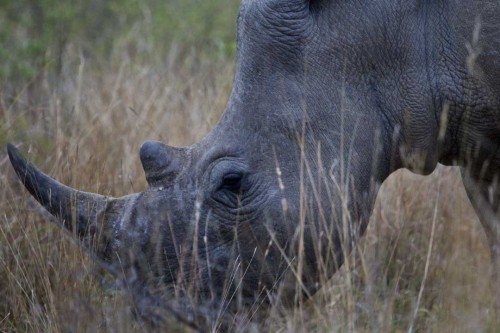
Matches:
[[7, 0, 500, 316]]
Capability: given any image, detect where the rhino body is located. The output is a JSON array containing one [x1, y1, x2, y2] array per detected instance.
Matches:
[[8, 0, 500, 315]]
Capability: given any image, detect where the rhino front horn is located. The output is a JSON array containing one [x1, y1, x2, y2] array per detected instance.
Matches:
[[140, 140, 186, 187], [7, 143, 109, 237]]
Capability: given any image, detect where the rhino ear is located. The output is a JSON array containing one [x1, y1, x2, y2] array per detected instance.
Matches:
[[139, 140, 187, 188]]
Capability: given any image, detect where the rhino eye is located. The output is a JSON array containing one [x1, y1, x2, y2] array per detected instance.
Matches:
[[221, 173, 243, 192]]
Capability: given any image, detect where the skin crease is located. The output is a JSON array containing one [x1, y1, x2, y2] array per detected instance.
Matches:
[[7, 0, 500, 314]]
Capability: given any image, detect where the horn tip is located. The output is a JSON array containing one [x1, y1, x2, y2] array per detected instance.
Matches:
[[7, 143, 28, 176], [7, 142, 19, 157], [139, 140, 162, 162]]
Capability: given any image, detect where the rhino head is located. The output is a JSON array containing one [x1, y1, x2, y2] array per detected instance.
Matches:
[[8, 0, 448, 310]]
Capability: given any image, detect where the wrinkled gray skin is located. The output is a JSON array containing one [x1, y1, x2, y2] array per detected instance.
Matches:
[[7, 0, 500, 311]]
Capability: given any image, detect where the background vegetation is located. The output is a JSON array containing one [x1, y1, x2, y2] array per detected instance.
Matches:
[[0, 0, 497, 332]]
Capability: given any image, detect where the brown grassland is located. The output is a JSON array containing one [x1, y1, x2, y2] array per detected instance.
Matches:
[[1, 7, 499, 333]]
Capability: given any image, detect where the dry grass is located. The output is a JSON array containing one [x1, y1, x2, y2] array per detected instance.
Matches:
[[1, 48, 498, 332], [265, 166, 495, 332]]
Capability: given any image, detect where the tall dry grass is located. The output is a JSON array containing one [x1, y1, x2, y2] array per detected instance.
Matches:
[[1, 48, 234, 332], [264, 166, 495, 332], [1, 46, 498, 332]]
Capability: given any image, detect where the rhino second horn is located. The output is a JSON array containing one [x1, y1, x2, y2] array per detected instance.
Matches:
[[7, 143, 109, 237], [140, 140, 185, 187]]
